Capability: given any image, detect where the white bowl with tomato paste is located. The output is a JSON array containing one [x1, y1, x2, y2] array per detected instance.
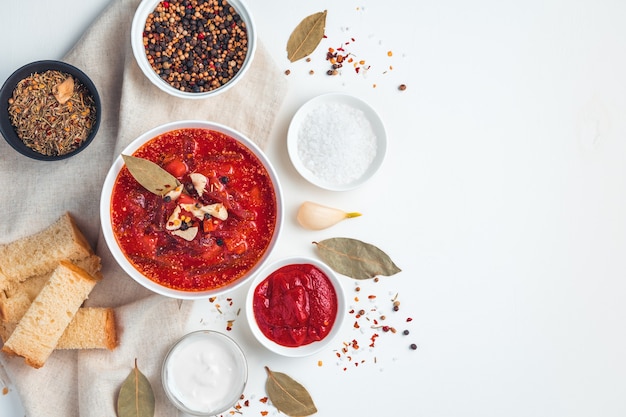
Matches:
[[245, 256, 346, 357], [100, 120, 283, 299]]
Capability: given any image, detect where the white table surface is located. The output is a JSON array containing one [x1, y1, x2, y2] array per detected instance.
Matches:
[[3, 1, 626, 416]]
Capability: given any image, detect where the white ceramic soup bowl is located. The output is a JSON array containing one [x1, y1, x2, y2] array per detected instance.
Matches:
[[100, 120, 283, 299]]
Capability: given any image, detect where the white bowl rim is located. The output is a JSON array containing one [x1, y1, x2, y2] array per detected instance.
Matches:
[[245, 256, 346, 357], [100, 120, 284, 300], [130, 0, 257, 99], [287, 92, 387, 191]]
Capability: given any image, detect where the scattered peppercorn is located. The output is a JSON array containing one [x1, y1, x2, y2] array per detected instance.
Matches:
[[142, 0, 249, 93], [399, 84, 407, 91], [403, 329, 410, 335], [410, 343, 417, 350], [284, 69, 291, 75]]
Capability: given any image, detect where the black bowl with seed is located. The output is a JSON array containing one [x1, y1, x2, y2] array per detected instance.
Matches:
[[131, 0, 256, 99], [0, 60, 101, 161]]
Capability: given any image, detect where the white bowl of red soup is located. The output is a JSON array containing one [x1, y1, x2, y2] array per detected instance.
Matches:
[[100, 120, 283, 299], [245, 257, 346, 357]]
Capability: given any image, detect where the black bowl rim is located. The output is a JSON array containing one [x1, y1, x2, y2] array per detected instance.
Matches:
[[0, 60, 102, 161]]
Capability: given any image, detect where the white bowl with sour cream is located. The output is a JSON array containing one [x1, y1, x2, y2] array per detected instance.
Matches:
[[162, 330, 248, 416]]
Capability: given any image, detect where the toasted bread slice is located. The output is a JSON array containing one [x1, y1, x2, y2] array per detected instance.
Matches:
[[0, 213, 93, 290], [0, 254, 102, 322], [59, 307, 118, 350], [0, 307, 118, 350], [2, 261, 99, 368]]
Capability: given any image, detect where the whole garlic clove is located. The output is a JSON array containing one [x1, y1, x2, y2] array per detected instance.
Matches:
[[296, 201, 361, 230]]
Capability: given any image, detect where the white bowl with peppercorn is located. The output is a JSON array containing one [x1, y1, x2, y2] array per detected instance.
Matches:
[[131, 0, 256, 99], [0, 60, 101, 161]]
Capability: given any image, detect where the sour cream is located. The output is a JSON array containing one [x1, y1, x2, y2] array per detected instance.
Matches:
[[162, 331, 248, 415]]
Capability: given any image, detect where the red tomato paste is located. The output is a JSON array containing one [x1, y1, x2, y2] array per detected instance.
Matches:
[[110, 128, 277, 291], [252, 264, 338, 347]]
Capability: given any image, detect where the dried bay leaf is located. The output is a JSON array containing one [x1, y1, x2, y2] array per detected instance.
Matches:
[[265, 366, 317, 416], [117, 359, 155, 417], [122, 154, 180, 197], [286, 10, 327, 62], [314, 237, 402, 279]]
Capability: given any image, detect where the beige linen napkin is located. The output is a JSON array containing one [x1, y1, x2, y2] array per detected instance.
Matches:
[[0, 0, 287, 415]]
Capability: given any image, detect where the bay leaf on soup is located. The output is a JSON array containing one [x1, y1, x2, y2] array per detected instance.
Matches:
[[122, 154, 180, 197], [265, 366, 317, 416], [314, 237, 402, 279], [286, 10, 328, 62], [117, 359, 155, 417]]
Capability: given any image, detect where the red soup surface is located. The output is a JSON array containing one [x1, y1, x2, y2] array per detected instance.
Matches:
[[252, 264, 338, 347], [111, 128, 277, 291]]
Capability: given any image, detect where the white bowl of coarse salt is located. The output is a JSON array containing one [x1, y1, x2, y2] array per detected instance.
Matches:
[[287, 93, 386, 191]]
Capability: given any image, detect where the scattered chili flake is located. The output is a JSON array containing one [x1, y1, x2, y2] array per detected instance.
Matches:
[[284, 69, 291, 75], [260, 412, 269, 416], [318, 360, 323, 367], [387, 50, 393, 57], [259, 397, 268, 404], [368, 295, 377, 300]]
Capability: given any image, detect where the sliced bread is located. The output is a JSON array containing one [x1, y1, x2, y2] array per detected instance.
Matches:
[[2, 261, 99, 368], [0, 254, 102, 323], [59, 307, 118, 350], [0, 213, 93, 289], [0, 307, 118, 350]]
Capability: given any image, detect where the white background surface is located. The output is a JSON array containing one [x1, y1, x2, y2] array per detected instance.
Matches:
[[3, 1, 626, 416]]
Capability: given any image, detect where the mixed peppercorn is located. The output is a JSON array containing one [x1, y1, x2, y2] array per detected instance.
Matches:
[[142, 0, 249, 93]]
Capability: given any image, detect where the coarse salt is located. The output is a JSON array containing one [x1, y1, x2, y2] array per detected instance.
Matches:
[[297, 102, 377, 186]]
